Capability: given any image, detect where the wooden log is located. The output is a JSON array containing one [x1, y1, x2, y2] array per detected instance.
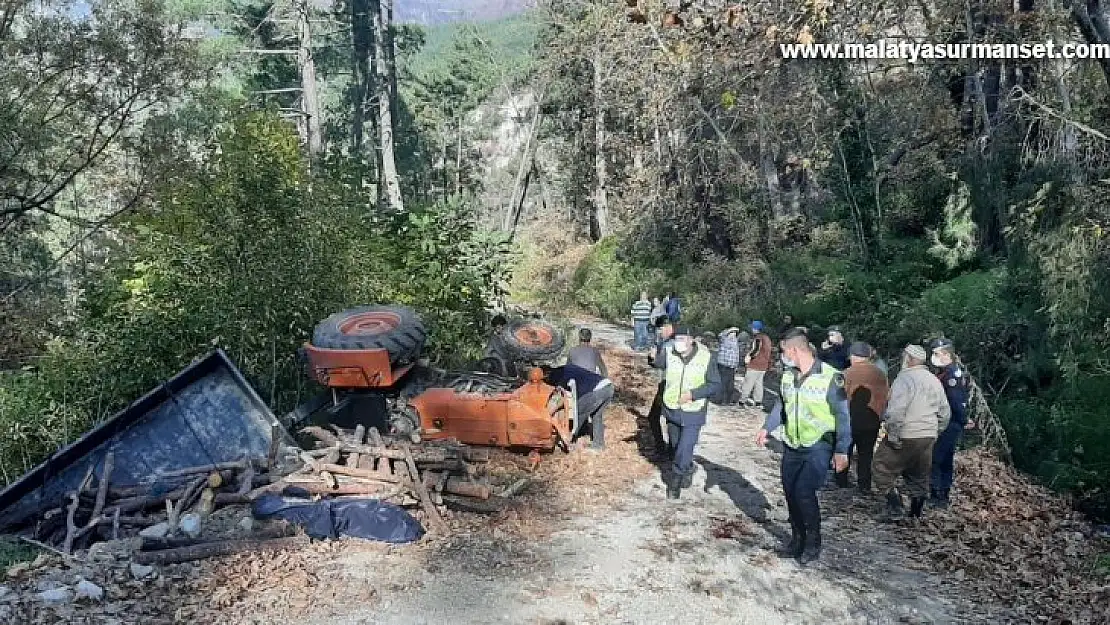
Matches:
[[111, 488, 187, 515], [133, 536, 305, 565], [352, 424, 366, 444], [86, 452, 115, 530], [213, 493, 253, 506], [367, 427, 384, 447], [322, 448, 342, 465], [62, 465, 95, 553], [499, 478, 531, 498], [267, 424, 282, 471], [401, 443, 447, 534], [442, 495, 501, 515], [301, 426, 339, 447], [140, 525, 295, 552], [269, 482, 393, 497], [422, 474, 491, 500], [174, 475, 209, 519], [237, 466, 256, 496], [155, 460, 258, 479]]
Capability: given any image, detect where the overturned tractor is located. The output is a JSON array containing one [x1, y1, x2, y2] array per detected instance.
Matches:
[[291, 306, 578, 451]]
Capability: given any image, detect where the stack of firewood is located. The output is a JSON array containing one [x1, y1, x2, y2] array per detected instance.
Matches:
[[30, 453, 280, 556], [286, 425, 495, 533]]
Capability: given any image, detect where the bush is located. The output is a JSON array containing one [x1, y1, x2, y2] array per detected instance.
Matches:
[[0, 113, 512, 483]]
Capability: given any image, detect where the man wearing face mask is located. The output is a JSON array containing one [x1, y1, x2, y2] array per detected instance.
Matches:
[[755, 329, 851, 565], [646, 317, 676, 458], [928, 338, 972, 508], [654, 325, 721, 499]]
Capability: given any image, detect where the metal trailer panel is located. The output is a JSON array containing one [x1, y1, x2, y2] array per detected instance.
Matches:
[[0, 349, 289, 532]]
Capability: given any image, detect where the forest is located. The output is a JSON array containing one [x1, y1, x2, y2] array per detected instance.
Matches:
[[2, 0, 1110, 531]]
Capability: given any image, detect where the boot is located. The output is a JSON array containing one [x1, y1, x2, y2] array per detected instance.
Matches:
[[834, 471, 851, 489], [776, 523, 805, 559], [909, 496, 926, 519], [681, 470, 694, 489], [666, 473, 681, 500], [929, 489, 950, 509], [882, 491, 904, 522], [797, 531, 822, 565]]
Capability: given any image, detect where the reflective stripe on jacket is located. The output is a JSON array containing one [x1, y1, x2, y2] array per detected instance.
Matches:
[[780, 363, 839, 448]]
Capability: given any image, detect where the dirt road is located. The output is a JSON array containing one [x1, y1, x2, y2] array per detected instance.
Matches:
[[302, 319, 985, 625]]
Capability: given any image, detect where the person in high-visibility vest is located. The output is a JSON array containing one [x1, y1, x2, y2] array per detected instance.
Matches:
[[653, 325, 721, 499], [756, 328, 851, 565]]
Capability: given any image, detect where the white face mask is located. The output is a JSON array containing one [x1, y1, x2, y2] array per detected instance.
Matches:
[[782, 352, 796, 369], [674, 339, 691, 353], [931, 353, 948, 367]]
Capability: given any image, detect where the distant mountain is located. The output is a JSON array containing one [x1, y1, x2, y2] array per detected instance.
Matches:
[[395, 0, 533, 25]]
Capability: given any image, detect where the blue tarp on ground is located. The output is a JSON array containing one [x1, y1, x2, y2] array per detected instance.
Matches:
[[252, 493, 424, 543]]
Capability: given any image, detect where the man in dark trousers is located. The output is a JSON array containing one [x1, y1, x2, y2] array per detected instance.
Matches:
[[546, 363, 614, 451], [654, 325, 720, 499], [836, 342, 889, 493], [756, 329, 851, 564], [646, 316, 675, 458], [928, 338, 972, 508]]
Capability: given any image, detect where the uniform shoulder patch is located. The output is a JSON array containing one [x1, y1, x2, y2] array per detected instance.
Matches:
[[832, 373, 845, 388], [953, 368, 964, 378], [948, 378, 958, 387]]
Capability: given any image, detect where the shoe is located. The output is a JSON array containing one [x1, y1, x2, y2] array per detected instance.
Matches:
[[909, 496, 926, 518], [666, 474, 681, 500], [776, 525, 805, 559], [835, 474, 852, 489], [797, 532, 821, 565], [929, 494, 950, 509], [857, 485, 872, 497], [882, 491, 904, 522]]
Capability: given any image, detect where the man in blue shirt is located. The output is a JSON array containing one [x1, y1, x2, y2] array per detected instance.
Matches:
[[664, 292, 681, 324], [546, 363, 614, 451]]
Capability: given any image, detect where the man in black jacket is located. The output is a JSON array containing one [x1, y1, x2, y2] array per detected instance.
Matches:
[[546, 363, 614, 451]]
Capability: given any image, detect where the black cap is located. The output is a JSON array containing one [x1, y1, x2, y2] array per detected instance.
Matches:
[[849, 341, 872, 358], [673, 325, 693, 337], [930, 338, 955, 352]]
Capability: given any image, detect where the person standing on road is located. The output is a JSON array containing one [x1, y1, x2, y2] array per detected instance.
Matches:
[[756, 329, 851, 564], [654, 326, 720, 499], [776, 314, 795, 340], [568, 328, 608, 377], [739, 321, 773, 408], [646, 317, 675, 457], [664, 291, 682, 324], [546, 363, 614, 452], [648, 296, 666, 344], [630, 291, 653, 351], [836, 342, 889, 493], [873, 345, 950, 521], [715, 327, 741, 405], [819, 326, 851, 370], [928, 338, 972, 508]]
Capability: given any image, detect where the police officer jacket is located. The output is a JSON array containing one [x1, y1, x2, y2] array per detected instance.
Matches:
[[937, 363, 971, 426], [653, 342, 721, 427], [763, 360, 852, 454]]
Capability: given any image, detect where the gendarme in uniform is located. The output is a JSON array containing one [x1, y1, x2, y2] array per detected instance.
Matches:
[[761, 332, 850, 564], [655, 326, 721, 499]]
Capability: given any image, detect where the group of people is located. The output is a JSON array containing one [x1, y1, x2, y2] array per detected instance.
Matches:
[[630, 291, 681, 351], [642, 309, 973, 566]]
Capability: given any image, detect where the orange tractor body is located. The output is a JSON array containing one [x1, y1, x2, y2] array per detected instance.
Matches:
[[296, 307, 576, 451]]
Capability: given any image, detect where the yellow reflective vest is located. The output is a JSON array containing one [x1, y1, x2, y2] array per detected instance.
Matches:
[[663, 345, 712, 412], [780, 363, 839, 448]]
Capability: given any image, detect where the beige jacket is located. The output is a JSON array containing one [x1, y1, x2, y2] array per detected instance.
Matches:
[[883, 365, 950, 443]]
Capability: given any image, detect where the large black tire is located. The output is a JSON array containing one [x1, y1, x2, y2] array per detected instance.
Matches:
[[311, 306, 426, 364], [499, 318, 565, 362]]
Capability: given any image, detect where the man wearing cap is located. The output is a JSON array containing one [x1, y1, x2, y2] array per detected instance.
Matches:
[[739, 320, 773, 408], [654, 325, 721, 499], [819, 326, 851, 370], [873, 345, 951, 521], [836, 342, 889, 492], [645, 317, 675, 457], [756, 329, 851, 564], [928, 338, 972, 508]]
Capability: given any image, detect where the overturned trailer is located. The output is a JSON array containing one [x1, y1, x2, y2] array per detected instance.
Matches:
[[0, 350, 292, 536]]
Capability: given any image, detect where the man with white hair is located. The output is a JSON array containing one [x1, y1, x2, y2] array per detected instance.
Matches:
[[873, 344, 951, 521]]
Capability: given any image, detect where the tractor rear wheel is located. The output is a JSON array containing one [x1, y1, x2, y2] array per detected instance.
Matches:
[[499, 318, 565, 362], [311, 306, 426, 364]]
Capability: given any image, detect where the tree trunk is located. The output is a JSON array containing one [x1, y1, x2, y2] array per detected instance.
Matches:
[[350, 0, 373, 159], [455, 116, 463, 195], [297, 0, 322, 156], [372, 0, 404, 212], [503, 90, 544, 235], [592, 48, 610, 240], [1069, 0, 1110, 90]]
